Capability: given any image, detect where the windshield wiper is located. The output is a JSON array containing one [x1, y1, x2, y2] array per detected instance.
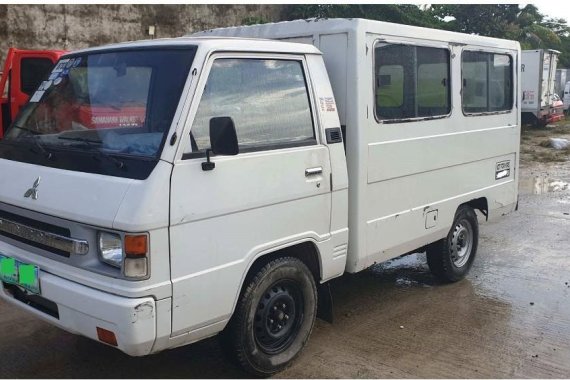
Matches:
[[57, 136, 103, 145], [58, 136, 126, 170], [26, 136, 55, 160], [11, 125, 41, 135]]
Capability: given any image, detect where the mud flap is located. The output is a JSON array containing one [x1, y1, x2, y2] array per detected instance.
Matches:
[[317, 282, 333, 323]]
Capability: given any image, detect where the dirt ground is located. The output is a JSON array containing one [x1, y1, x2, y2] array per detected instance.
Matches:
[[520, 120, 570, 174], [0, 123, 569, 378]]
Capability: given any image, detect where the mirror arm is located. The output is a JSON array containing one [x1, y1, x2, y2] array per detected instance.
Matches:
[[202, 149, 215, 171]]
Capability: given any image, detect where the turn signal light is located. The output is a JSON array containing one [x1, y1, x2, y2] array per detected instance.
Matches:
[[125, 235, 147, 256], [96, 327, 118, 346]]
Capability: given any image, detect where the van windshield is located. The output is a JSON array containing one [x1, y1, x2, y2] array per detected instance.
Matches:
[[0, 47, 196, 179]]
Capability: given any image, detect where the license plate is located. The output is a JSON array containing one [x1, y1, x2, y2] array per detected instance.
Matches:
[[0, 254, 41, 294]]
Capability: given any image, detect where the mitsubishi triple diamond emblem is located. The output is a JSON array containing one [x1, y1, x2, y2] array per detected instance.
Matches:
[[24, 177, 41, 200]]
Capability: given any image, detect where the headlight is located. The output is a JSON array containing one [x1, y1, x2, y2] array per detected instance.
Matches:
[[98, 232, 123, 267]]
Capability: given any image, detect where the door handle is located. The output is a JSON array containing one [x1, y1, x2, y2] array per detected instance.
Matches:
[[305, 167, 323, 176]]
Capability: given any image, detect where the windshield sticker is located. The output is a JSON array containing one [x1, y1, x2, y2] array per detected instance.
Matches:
[[72, 58, 82, 67], [53, 77, 63, 86], [61, 68, 69, 77], [65, 59, 75, 69], [38, 80, 52, 91], [52, 59, 70, 73], [48, 72, 59, 81], [29, 90, 45, 103]]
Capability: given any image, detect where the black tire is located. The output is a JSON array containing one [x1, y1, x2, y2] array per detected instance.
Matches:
[[426, 205, 479, 282], [219, 257, 317, 377]]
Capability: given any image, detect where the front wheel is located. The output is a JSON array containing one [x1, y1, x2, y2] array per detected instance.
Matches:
[[426, 205, 479, 282], [220, 257, 317, 377]]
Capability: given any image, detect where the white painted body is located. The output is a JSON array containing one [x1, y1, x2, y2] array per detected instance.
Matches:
[[521, 49, 560, 119], [564, 81, 570, 111], [196, 18, 520, 272], [0, 19, 520, 357]]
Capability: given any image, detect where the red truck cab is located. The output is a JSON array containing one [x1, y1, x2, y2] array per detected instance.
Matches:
[[0, 48, 67, 138]]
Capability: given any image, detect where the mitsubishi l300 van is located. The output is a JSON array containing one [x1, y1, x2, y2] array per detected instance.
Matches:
[[0, 18, 520, 376]]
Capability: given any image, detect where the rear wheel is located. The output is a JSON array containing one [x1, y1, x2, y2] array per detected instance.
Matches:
[[426, 205, 479, 282], [220, 257, 317, 377]]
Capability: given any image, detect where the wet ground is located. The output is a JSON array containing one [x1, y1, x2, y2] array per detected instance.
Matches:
[[1, 169, 570, 378]]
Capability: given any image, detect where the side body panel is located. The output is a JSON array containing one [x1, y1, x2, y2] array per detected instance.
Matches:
[[357, 31, 520, 271], [196, 19, 520, 274]]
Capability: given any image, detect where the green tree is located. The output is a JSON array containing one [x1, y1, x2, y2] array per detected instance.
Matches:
[[516, 5, 566, 49], [283, 4, 444, 29], [281, 4, 570, 66], [430, 4, 521, 38]]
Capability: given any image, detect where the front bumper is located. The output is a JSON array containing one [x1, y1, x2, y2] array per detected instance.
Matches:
[[0, 262, 157, 356]]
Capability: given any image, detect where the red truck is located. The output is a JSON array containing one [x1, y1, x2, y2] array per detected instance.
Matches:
[[0, 48, 67, 138], [1, 48, 149, 137]]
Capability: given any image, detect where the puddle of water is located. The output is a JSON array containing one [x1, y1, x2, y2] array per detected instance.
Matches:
[[519, 176, 569, 195], [368, 252, 436, 288]]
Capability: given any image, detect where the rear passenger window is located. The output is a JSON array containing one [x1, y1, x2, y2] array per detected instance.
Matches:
[[375, 43, 450, 121], [189, 58, 315, 154], [462, 51, 513, 113]]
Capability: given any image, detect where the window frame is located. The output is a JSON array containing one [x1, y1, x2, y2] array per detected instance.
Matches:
[[460, 49, 515, 116], [182, 53, 319, 160], [372, 39, 452, 124]]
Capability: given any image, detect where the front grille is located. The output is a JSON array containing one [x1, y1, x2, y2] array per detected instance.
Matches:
[[0, 209, 72, 257]]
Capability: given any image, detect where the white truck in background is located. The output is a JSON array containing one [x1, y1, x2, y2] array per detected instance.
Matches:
[[555, 68, 570, 98], [0, 18, 520, 376], [521, 49, 563, 125]]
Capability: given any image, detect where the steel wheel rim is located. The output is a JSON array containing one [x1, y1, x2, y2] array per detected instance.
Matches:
[[450, 219, 473, 268], [254, 279, 304, 354]]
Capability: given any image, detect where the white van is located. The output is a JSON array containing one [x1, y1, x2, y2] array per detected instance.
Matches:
[[521, 49, 560, 125], [0, 19, 520, 376]]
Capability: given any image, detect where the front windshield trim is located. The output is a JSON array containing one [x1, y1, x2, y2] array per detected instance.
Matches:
[[61, 44, 198, 61]]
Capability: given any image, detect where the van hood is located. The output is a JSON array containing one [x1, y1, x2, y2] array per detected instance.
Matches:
[[0, 158, 133, 229]]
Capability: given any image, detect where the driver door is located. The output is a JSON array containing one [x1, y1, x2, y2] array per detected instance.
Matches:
[[169, 53, 332, 336]]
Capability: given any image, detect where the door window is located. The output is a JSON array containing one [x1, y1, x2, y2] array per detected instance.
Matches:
[[189, 58, 315, 155], [20, 58, 54, 96]]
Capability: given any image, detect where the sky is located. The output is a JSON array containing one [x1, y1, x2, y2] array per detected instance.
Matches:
[[534, 1, 570, 23]]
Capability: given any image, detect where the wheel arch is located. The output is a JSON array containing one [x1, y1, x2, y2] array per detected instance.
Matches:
[[243, 240, 322, 289], [462, 197, 488, 221], [227, 240, 323, 322]]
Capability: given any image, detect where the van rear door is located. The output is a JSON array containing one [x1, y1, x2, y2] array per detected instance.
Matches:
[[564, 82, 570, 110]]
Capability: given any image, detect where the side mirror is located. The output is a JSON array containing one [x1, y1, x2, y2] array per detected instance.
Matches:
[[202, 116, 239, 171]]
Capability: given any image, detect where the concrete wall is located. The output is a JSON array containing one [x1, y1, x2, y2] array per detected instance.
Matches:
[[0, 4, 285, 64]]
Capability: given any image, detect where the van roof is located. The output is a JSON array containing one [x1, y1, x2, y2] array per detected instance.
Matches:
[[193, 18, 521, 51], [64, 36, 322, 57]]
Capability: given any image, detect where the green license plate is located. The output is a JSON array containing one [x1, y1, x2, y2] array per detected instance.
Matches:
[[0, 254, 41, 294]]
